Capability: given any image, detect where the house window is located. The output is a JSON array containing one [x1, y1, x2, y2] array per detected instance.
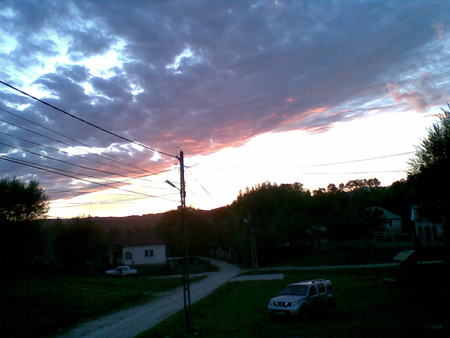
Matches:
[[124, 251, 133, 260], [145, 249, 154, 257]]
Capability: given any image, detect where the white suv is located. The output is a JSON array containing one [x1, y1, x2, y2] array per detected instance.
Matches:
[[268, 279, 335, 318]]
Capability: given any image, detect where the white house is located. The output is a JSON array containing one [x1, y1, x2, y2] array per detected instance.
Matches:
[[368, 207, 403, 233], [109, 231, 166, 266]]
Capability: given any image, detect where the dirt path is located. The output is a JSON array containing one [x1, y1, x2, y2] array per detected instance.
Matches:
[[59, 258, 241, 338]]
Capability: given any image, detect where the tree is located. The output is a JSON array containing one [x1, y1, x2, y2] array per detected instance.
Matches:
[[0, 178, 48, 275], [53, 217, 107, 274], [409, 105, 450, 175], [0, 178, 49, 222], [408, 105, 450, 242]]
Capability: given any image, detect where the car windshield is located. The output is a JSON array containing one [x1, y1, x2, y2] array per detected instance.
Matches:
[[280, 285, 308, 296]]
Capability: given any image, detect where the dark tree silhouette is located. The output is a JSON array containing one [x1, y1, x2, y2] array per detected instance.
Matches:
[[0, 178, 48, 222], [408, 105, 450, 242]]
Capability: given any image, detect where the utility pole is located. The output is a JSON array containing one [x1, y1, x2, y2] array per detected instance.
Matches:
[[244, 214, 258, 271], [178, 150, 192, 333]]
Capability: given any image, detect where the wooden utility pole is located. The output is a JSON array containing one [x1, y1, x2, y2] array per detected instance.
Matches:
[[245, 214, 258, 271], [178, 150, 192, 333]]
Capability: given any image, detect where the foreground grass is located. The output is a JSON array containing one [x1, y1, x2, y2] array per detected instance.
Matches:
[[269, 247, 400, 267], [141, 266, 449, 338], [1, 274, 197, 337]]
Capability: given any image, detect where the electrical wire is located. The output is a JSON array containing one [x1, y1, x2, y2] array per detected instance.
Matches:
[[282, 152, 413, 169], [0, 110, 165, 176], [186, 167, 212, 196], [295, 170, 406, 175], [0, 81, 177, 158], [0, 140, 148, 178], [0, 154, 172, 196], [0, 105, 154, 171], [51, 193, 179, 207], [0, 156, 179, 202], [0, 129, 176, 186]]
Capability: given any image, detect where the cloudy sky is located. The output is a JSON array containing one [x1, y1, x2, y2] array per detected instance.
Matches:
[[0, 0, 449, 218]]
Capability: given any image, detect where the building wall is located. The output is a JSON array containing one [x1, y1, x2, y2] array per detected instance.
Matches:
[[383, 218, 402, 233], [415, 221, 444, 242], [122, 244, 166, 265]]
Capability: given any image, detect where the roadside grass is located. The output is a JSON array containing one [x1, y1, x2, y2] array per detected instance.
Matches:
[[275, 246, 448, 268], [0, 274, 202, 338], [141, 267, 449, 338], [274, 247, 401, 267]]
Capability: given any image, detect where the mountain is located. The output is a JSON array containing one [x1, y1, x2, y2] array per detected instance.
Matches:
[[43, 213, 165, 232]]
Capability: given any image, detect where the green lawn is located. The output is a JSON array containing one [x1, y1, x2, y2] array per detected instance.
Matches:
[[141, 266, 449, 338], [0, 274, 197, 337], [270, 247, 401, 267]]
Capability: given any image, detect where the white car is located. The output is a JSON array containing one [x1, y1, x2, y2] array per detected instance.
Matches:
[[105, 266, 138, 276], [268, 279, 335, 318]]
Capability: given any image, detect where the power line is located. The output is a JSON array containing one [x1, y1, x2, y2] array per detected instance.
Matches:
[[188, 151, 414, 172], [51, 193, 179, 207], [0, 156, 179, 202], [0, 106, 164, 175], [0, 128, 176, 185], [295, 170, 406, 175], [0, 154, 171, 196], [0, 81, 176, 158], [0, 140, 145, 178], [186, 168, 212, 197], [283, 152, 413, 169]]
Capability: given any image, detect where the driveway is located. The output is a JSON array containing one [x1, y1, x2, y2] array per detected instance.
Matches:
[[59, 258, 241, 338]]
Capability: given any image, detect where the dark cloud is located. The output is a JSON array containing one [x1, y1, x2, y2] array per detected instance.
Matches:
[[1, 0, 449, 199], [68, 28, 117, 60]]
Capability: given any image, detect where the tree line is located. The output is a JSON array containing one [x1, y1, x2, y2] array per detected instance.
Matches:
[[1, 106, 448, 272], [154, 178, 417, 265], [155, 106, 449, 265], [0, 179, 107, 276]]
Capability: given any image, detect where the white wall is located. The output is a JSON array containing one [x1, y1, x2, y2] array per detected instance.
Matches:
[[122, 244, 166, 265]]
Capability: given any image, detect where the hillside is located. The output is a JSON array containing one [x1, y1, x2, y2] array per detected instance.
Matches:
[[44, 213, 165, 232]]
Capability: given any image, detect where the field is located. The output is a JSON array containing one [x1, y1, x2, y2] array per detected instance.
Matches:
[[0, 274, 193, 337], [141, 265, 449, 338]]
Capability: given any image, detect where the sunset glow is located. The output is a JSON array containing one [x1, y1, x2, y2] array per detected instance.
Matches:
[[1, 1, 449, 218]]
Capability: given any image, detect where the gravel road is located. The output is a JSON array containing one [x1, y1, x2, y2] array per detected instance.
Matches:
[[59, 258, 241, 338]]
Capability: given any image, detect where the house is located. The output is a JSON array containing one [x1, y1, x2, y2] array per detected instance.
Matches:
[[411, 205, 444, 244], [368, 207, 403, 233], [108, 231, 166, 266]]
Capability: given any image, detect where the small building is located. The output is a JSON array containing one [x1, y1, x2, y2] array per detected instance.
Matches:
[[108, 231, 166, 266], [411, 205, 444, 244], [368, 207, 403, 233]]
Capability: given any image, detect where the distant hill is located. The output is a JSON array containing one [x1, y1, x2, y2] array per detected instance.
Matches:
[[43, 213, 165, 232]]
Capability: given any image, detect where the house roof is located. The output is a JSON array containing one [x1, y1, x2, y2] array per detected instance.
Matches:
[[108, 231, 165, 247], [367, 207, 402, 220]]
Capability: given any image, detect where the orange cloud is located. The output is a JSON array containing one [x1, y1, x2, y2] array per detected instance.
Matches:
[[284, 97, 295, 103]]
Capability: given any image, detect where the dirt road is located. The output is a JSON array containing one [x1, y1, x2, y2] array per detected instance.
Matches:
[[59, 258, 241, 338]]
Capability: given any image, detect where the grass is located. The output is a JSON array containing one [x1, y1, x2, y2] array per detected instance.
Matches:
[[0, 274, 202, 338], [270, 247, 401, 267], [140, 266, 449, 338]]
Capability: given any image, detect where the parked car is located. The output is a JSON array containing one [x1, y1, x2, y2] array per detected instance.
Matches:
[[105, 266, 138, 276], [268, 279, 335, 319]]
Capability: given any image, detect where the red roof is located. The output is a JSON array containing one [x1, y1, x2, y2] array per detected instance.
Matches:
[[108, 231, 165, 247]]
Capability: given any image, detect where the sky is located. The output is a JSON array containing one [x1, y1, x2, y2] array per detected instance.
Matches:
[[0, 0, 449, 218]]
